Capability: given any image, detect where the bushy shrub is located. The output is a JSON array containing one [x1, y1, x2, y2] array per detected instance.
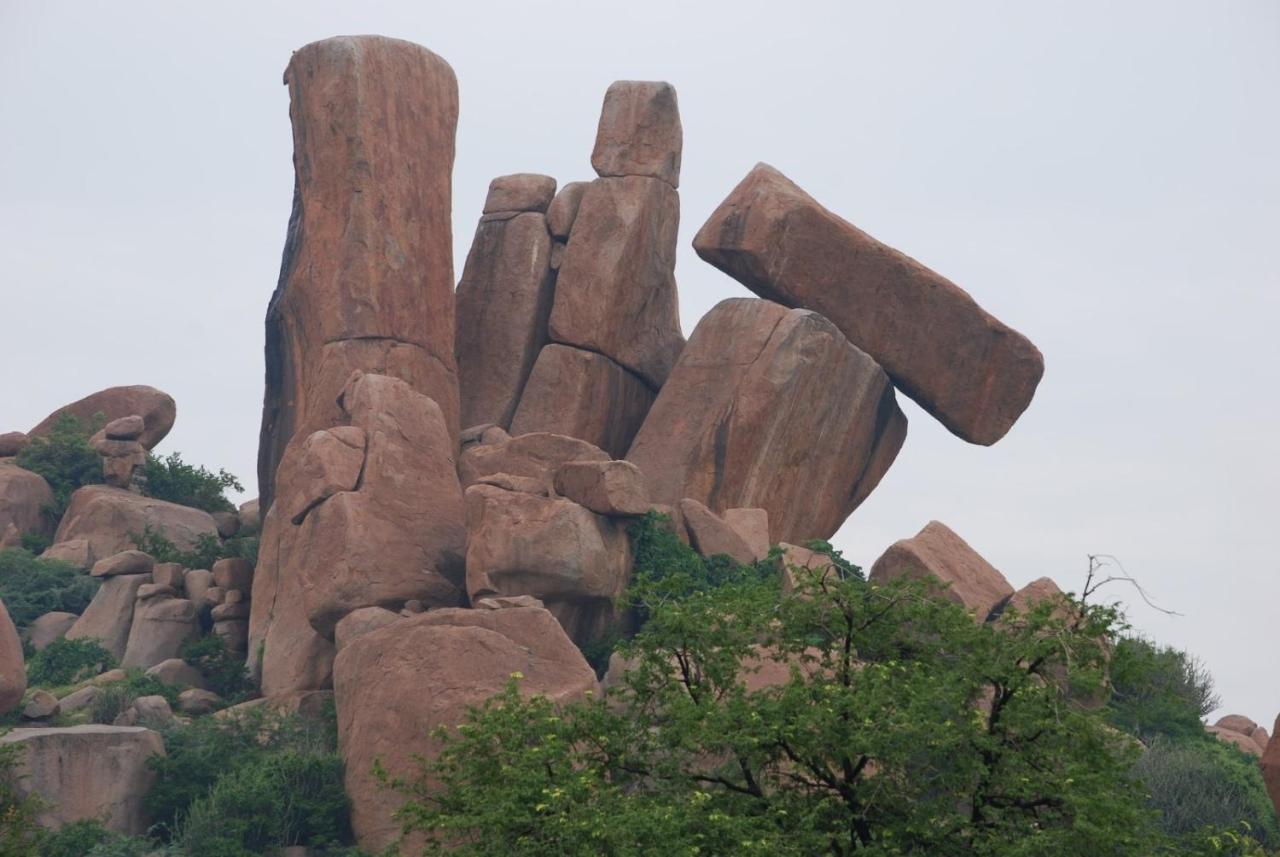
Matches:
[[129, 527, 254, 571], [14, 414, 103, 522], [26, 637, 114, 688], [1107, 635, 1220, 743], [35, 820, 151, 857], [0, 740, 46, 855], [0, 548, 98, 629], [180, 635, 253, 702], [89, 669, 180, 725], [142, 452, 242, 514], [1135, 737, 1280, 847]]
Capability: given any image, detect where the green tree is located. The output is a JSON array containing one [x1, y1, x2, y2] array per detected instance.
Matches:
[[387, 554, 1174, 856], [142, 452, 242, 514], [13, 414, 103, 523], [0, 548, 98, 629], [1106, 636, 1220, 743]]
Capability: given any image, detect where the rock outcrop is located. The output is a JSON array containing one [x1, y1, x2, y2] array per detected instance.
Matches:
[[0, 461, 54, 549], [258, 35, 461, 513], [121, 596, 200, 670], [693, 164, 1043, 445], [1212, 715, 1269, 752], [51, 486, 219, 569], [25, 611, 78, 651], [628, 299, 906, 542], [0, 598, 25, 715], [459, 431, 610, 492], [1263, 718, 1280, 815], [333, 605, 596, 852], [869, 521, 1014, 621], [30, 385, 176, 450], [0, 725, 164, 834], [66, 573, 150, 660]]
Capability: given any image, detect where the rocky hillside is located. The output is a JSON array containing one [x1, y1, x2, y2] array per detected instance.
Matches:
[[1, 34, 1276, 857]]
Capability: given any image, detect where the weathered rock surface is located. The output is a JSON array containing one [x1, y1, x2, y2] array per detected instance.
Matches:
[[0, 598, 25, 714], [23, 689, 59, 719], [0, 461, 54, 549], [145, 658, 206, 689], [869, 521, 1014, 621], [459, 431, 609, 492], [554, 459, 649, 516], [238, 498, 260, 530], [104, 415, 145, 440], [1213, 715, 1269, 751], [212, 557, 253, 591], [776, 543, 840, 595], [679, 498, 757, 565], [1208, 724, 1262, 756], [483, 173, 557, 213], [177, 688, 222, 715], [548, 175, 683, 388], [66, 573, 149, 660], [628, 299, 907, 542], [992, 576, 1064, 622], [334, 606, 596, 852], [0, 431, 29, 457], [113, 694, 174, 728], [724, 508, 770, 562], [466, 484, 631, 644], [25, 611, 78, 651], [30, 385, 176, 450], [91, 549, 154, 578], [693, 164, 1043, 445], [121, 597, 199, 670], [456, 210, 554, 429], [0, 725, 164, 834], [591, 81, 682, 187], [509, 344, 655, 458], [259, 35, 461, 513], [183, 568, 212, 607], [52, 486, 218, 569], [41, 538, 92, 569], [546, 181, 589, 239], [334, 606, 401, 651]]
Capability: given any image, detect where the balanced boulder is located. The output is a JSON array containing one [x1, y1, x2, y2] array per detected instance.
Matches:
[[869, 521, 1014, 621], [628, 298, 906, 542], [30, 385, 175, 450], [693, 163, 1043, 445], [52, 486, 218, 569], [554, 458, 650, 516], [459, 431, 610, 492], [66, 573, 150, 660], [591, 81, 682, 187]]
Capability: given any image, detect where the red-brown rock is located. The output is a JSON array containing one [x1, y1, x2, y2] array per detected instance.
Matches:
[[548, 175, 683, 388], [0, 432, 29, 457], [121, 596, 200, 670], [679, 498, 756, 565], [724, 508, 770, 562], [1208, 724, 1262, 757], [509, 344, 655, 458], [482, 173, 557, 213], [628, 299, 907, 542], [275, 426, 366, 526], [0, 598, 24, 715], [456, 211, 554, 429], [591, 81, 682, 187], [459, 431, 610, 492], [0, 461, 54, 550], [51, 486, 218, 569], [546, 181, 589, 239], [554, 459, 650, 516], [259, 36, 460, 512], [466, 484, 631, 644], [869, 521, 1014, 621], [91, 550, 154, 578], [66, 574, 149, 660], [30, 385, 176, 450], [693, 164, 1043, 445], [1264, 718, 1280, 815], [992, 576, 1064, 622], [333, 605, 596, 852], [25, 611, 78, 651]]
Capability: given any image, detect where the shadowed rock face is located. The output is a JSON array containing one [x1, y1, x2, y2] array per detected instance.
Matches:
[[259, 35, 460, 512], [693, 163, 1044, 446], [628, 298, 907, 543]]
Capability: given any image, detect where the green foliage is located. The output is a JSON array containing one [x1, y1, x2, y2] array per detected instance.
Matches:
[[802, 538, 864, 581], [180, 635, 253, 702], [34, 820, 151, 857], [1107, 636, 1220, 743], [1136, 737, 1280, 848], [19, 531, 51, 556], [89, 669, 181, 724], [14, 414, 103, 522], [389, 562, 1178, 856], [0, 740, 46, 856], [26, 637, 114, 688], [0, 548, 99, 629], [147, 704, 351, 854], [128, 527, 219, 569], [142, 452, 243, 514]]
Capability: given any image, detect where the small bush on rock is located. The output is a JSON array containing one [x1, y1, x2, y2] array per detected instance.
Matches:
[[0, 548, 98, 629], [14, 414, 103, 521], [142, 452, 242, 514], [180, 635, 253, 702], [89, 669, 180, 725], [26, 637, 115, 688], [34, 820, 151, 857]]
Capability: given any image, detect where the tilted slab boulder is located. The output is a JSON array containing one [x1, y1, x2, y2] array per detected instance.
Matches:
[[869, 521, 1014, 621], [52, 486, 218, 569], [0, 725, 164, 834], [259, 35, 460, 512], [693, 163, 1044, 445], [30, 385, 175, 450], [509, 344, 655, 458], [591, 81, 682, 188], [25, 611, 78, 651], [548, 174, 684, 388], [121, 596, 200, 670], [628, 298, 907, 542], [459, 430, 610, 492], [456, 209, 555, 429], [334, 605, 596, 853], [679, 498, 757, 566], [0, 598, 24, 715], [66, 574, 149, 660], [466, 484, 631, 645], [0, 461, 53, 550], [554, 458, 650, 516]]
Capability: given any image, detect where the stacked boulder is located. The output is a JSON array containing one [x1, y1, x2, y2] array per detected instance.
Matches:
[[1207, 715, 1270, 757]]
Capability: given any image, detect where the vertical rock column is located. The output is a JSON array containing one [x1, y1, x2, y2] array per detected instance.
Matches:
[[251, 36, 461, 694], [509, 82, 684, 457]]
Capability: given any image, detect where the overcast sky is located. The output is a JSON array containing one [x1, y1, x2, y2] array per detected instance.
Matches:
[[2, 1, 1276, 723]]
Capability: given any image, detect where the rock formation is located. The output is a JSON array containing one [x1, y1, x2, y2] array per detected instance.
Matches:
[[628, 299, 906, 542], [30, 385, 176, 449], [49, 486, 219, 569], [258, 35, 461, 513], [0, 460, 53, 549], [0, 598, 25, 714], [869, 521, 1014, 621], [66, 573, 150, 659], [693, 163, 1044, 445]]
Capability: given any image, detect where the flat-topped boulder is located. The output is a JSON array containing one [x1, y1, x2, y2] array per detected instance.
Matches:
[[628, 298, 906, 542], [693, 163, 1044, 445], [869, 521, 1014, 621], [591, 81, 682, 187], [52, 485, 219, 569], [30, 385, 175, 449], [0, 725, 164, 834]]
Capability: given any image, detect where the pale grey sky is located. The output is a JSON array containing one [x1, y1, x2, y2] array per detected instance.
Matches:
[[2, 1, 1277, 723]]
